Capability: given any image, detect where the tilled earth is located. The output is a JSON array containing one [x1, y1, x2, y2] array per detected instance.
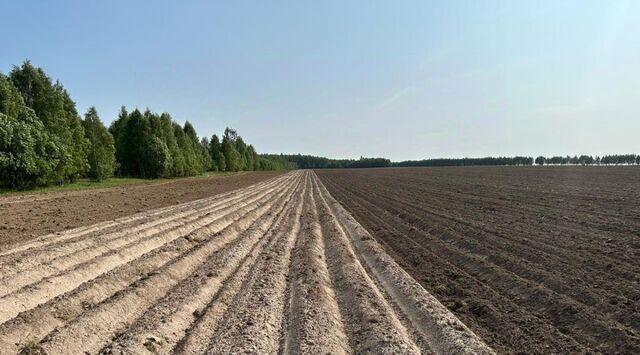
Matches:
[[317, 166, 640, 354], [0, 171, 491, 354], [0, 171, 282, 248]]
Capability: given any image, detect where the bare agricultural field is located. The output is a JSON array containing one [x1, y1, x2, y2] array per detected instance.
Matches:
[[0, 171, 282, 248], [317, 166, 640, 354], [0, 171, 491, 354]]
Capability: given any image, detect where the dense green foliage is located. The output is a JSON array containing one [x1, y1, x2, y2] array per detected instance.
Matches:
[[83, 107, 116, 181], [0, 73, 59, 188], [274, 154, 391, 169], [208, 134, 225, 171], [107, 107, 291, 178], [258, 155, 298, 170], [108, 109, 211, 178], [8, 61, 89, 184], [0, 61, 288, 189], [107, 110, 290, 178]]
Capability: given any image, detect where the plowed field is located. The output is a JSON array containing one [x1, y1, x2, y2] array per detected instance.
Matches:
[[0, 171, 282, 248], [317, 166, 640, 354], [0, 171, 491, 354]]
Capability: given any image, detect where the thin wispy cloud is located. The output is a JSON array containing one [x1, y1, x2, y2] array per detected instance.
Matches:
[[371, 86, 414, 112]]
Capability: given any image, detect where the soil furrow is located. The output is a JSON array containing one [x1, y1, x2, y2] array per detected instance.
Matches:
[[315, 173, 493, 354], [325, 174, 640, 350], [100, 173, 303, 354], [0, 174, 289, 277], [317, 167, 640, 354], [313, 174, 421, 354], [30, 175, 298, 354], [333, 177, 640, 329], [280, 174, 351, 355], [0, 174, 284, 255], [0, 175, 296, 325], [174, 175, 306, 355], [0, 171, 284, 248], [0, 174, 292, 352], [205, 173, 306, 354], [319, 174, 587, 354]]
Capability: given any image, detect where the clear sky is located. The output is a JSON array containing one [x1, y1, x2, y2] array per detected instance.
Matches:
[[1, 1, 638, 161]]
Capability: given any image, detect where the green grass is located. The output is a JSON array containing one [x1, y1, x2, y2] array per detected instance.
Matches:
[[0, 171, 244, 197]]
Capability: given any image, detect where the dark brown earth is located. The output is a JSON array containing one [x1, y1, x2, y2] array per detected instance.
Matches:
[[317, 166, 640, 354], [0, 171, 282, 248]]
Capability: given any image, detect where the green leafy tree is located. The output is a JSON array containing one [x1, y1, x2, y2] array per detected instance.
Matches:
[[175, 123, 198, 176], [209, 134, 225, 171], [217, 152, 226, 172], [183, 121, 198, 142], [222, 128, 242, 172], [234, 136, 248, 170], [141, 135, 171, 178], [9, 61, 88, 183], [83, 107, 116, 181], [200, 136, 213, 171], [122, 109, 148, 176], [0, 73, 60, 188], [248, 145, 259, 170], [152, 112, 186, 176], [109, 106, 129, 176]]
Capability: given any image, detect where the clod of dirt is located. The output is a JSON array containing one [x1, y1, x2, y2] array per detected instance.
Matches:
[[18, 341, 47, 355]]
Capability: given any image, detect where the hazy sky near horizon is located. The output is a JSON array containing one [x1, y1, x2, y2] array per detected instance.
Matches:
[[1, 1, 638, 161]]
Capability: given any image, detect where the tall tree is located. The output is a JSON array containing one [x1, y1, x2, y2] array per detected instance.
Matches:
[[183, 121, 198, 142], [109, 106, 129, 176], [9, 61, 89, 183], [122, 109, 148, 176], [209, 134, 225, 171], [222, 128, 241, 172], [83, 107, 116, 181], [248, 145, 260, 170], [0, 73, 60, 188]]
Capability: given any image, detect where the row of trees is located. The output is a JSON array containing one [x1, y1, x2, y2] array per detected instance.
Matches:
[[109, 109, 276, 179], [109, 108, 212, 178], [0, 61, 287, 189], [393, 156, 535, 167], [272, 154, 391, 169], [260, 154, 640, 169], [535, 154, 640, 166]]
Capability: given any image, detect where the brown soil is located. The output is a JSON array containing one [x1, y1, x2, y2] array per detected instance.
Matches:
[[0, 171, 491, 354], [316, 166, 640, 354], [0, 172, 281, 248]]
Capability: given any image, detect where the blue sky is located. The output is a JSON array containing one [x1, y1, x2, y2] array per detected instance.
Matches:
[[1, 1, 638, 160]]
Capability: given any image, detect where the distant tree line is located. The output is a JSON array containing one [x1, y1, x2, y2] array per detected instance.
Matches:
[[274, 154, 640, 169], [392, 156, 534, 167], [272, 154, 391, 169], [535, 154, 640, 166], [0, 61, 288, 189], [390, 155, 640, 167]]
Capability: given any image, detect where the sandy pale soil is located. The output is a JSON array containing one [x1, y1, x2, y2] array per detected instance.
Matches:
[[0, 170, 491, 354], [317, 166, 640, 354]]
